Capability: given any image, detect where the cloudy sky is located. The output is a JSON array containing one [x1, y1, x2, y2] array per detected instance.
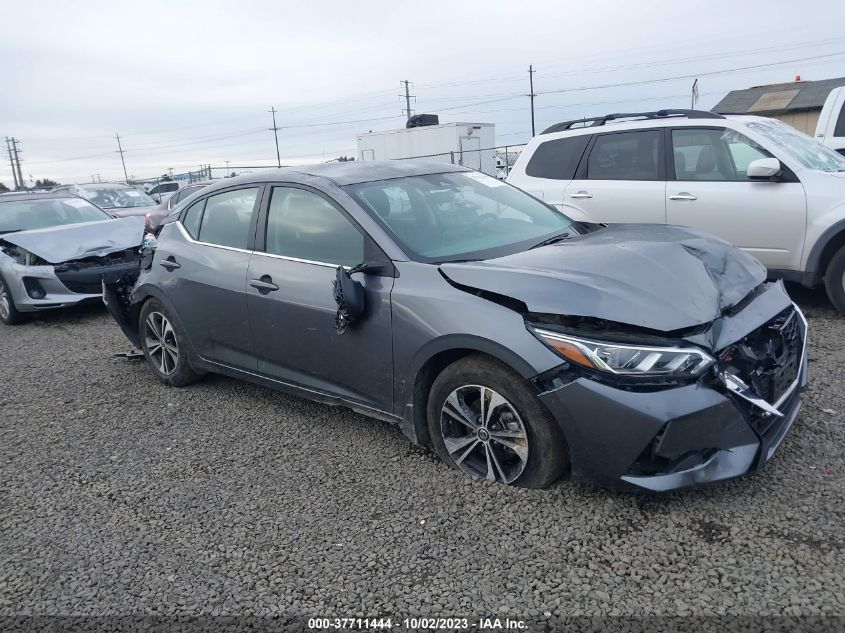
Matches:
[[2, 0, 845, 184]]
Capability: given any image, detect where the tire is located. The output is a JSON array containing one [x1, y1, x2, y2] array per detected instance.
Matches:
[[138, 298, 202, 387], [0, 274, 27, 325], [824, 245, 845, 314], [426, 354, 569, 489]]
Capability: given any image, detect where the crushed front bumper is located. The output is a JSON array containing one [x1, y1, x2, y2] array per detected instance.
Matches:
[[538, 305, 808, 492]]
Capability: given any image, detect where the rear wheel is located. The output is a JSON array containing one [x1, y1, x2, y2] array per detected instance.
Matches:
[[139, 298, 202, 386], [426, 354, 568, 489], [824, 245, 845, 314], [0, 274, 26, 325]]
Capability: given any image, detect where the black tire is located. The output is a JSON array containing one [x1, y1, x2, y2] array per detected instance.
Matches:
[[138, 298, 202, 387], [426, 354, 569, 489], [824, 245, 845, 314], [0, 273, 27, 325]]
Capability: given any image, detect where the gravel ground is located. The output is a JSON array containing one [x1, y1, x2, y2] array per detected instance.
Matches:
[[0, 285, 843, 626]]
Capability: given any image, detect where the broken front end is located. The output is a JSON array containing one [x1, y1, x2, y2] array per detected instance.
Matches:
[[527, 282, 808, 492]]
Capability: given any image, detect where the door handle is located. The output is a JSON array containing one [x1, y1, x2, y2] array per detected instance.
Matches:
[[159, 257, 181, 270], [249, 276, 279, 292], [669, 193, 698, 201], [569, 191, 593, 199]]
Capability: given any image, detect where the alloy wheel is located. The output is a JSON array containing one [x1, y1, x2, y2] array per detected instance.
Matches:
[[439, 385, 529, 484], [0, 278, 10, 321], [144, 311, 178, 375]]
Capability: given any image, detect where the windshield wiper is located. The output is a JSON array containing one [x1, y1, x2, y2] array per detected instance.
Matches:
[[531, 232, 570, 249]]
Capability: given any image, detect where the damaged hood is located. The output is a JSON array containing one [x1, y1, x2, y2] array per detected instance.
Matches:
[[439, 224, 767, 331], [0, 216, 145, 264]]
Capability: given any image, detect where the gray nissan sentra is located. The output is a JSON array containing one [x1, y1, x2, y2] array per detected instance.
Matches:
[[104, 160, 808, 492]]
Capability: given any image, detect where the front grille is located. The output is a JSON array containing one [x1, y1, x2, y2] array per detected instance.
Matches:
[[61, 281, 102, 294], [719, 307, 803, 407]]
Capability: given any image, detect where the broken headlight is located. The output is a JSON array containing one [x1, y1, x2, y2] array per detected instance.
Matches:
[[532, 329, 715, 377]]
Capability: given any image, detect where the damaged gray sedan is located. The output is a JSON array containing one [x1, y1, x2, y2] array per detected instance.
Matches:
[[0, 192, 145, 325], [104, 161, 808, 492]]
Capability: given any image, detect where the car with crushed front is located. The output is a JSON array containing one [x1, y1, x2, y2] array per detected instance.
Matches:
[[52, 183, 157, 220], [103, 161, 808, 492], [0, 192, 145, 325]]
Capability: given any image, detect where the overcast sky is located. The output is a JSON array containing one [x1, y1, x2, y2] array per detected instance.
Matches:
[[2, 0, 845, 184]]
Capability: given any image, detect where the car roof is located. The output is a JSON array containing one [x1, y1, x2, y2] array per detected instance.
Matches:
[[207, 160, 471, 190], [69, 182, 136, 190], [0, 192, 85, 202]]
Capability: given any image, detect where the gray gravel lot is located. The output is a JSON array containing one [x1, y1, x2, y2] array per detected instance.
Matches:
[[0, 284, 843, 624]]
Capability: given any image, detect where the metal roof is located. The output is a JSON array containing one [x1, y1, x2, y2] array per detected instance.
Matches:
[[712, 77, 845, 115]]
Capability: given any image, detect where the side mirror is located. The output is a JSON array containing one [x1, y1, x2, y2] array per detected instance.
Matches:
[[152, 194, 162, 203], [333, 266, 365, 334], [747, 157, 782, 180]]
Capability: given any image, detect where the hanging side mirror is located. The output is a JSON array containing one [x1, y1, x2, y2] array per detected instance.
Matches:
[[333, 266, 365, 334]]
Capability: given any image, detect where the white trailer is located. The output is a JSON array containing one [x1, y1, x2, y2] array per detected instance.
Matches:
[[356, 122, 496, 175]]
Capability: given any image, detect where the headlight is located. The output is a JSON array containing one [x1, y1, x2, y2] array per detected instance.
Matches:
[[532, 328, 714, 377]]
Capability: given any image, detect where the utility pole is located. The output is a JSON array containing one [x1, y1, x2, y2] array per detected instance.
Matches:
[[5, 138, 19, 190], [528, 65, 537, 137], [400, 80, 415, 120], [10, 138, 24, 190], [268, 107, 281, 168], [691, 78, 700, 110], [114, 133, 129, 182]]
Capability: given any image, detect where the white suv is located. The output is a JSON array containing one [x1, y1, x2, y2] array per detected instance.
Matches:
[[507, 109, 845, 312]]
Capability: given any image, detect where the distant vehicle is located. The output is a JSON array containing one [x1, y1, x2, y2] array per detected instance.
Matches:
[[145, 181, 212, 234], [103, 161, 806, 492], [815, 86, 845, 156], [507, 109, 845, 312], [147, 181, 180, 203], [51, 183, 157, 219], [0, 192, 144, 325]]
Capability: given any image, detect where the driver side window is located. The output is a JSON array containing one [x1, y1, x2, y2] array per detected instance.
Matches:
[[672, 128, 771, 181], [265, 186, 364, 266]]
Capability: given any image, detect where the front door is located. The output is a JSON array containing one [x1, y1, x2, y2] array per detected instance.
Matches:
[[666, 127, 807, 269], [246, 185, 394, 412], [563, 129, 667, 224]]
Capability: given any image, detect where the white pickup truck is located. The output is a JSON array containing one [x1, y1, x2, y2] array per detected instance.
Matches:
[[816, 86, 845, 156]]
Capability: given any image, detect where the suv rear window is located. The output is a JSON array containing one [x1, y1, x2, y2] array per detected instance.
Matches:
[[525, 136, 590, 180], [587, 130, 662, 181]]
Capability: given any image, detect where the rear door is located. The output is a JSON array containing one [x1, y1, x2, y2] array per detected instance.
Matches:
[[563, 129, 667, 224], [161, 185, 262, 369], [665, 126, 806, 269], [245, 184, 394, 412]]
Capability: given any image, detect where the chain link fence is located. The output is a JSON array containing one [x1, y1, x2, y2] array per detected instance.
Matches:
[[133, 144, 525, 187], [397, 144, 525, 179]]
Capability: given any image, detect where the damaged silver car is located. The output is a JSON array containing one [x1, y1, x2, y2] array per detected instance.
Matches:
[[104, 161, 808, 492], [0, 192, 145, 325]]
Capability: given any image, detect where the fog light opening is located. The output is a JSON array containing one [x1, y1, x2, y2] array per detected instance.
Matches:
[[23, 277, 47, 300]]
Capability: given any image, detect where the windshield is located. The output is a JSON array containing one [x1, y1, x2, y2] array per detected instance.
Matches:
[[78, 186, 155, 209], [345, 171, 572, 262], [0, 197, 110, 233], [745, 119, 845, 172]]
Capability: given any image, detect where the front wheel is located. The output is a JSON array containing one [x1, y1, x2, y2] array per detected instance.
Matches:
[[0, 274, 26, 325], [426, 354, 569, 489], [824, 245, 845, 314], [139, 298, 202, 386]]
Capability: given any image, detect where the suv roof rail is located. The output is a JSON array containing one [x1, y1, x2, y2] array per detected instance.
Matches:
[[540, 109, 724, 135]]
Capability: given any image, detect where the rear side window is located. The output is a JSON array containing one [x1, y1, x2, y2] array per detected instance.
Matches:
[[525, 135, 590, 179], [587, 130, 662, 181], [197, 188, 259, 249]]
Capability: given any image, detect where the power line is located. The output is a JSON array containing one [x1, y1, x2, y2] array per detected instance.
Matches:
[[528, 65, 536, 137], [400, 80, 415, 119], [114, 133, 128, 182], [5, 138, 19, 190], [11, 138, 24, 190], [268, 107, 281, 168]]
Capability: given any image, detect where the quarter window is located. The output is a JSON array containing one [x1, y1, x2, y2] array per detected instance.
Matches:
[[181, 199, 204, 238], [265, 186, 363, 266], [587, 130, 662, 181], [524, 135, 590, 180], [192, 188, 258, 248]]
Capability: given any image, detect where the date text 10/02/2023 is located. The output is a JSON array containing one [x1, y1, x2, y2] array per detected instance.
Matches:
[[307, 617, 528, 630]]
